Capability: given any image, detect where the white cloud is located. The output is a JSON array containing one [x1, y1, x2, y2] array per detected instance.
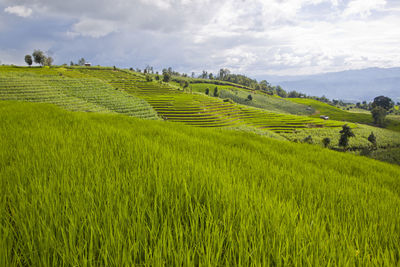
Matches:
[[343, 0, 386, 17], [68, 18, 119, 38], [4, 5, 32, 17], [0, 0, 399, 75]]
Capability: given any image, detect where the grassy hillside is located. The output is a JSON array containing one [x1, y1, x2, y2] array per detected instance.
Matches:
[[73, 67, 342, 132], [288, 98, 400, 131], [280, 124, 400, 149], [1, 66, 399, 163], [1, 101, 400, 266], [288, 98, 373, 123], [187, 82, 314, 115], [0, 66, 158, 119]]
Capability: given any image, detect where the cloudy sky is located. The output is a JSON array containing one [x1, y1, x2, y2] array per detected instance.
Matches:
[[1, 0, 399, 76]]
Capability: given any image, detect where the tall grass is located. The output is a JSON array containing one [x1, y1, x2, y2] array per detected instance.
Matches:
[[1, 101, 399, 266]]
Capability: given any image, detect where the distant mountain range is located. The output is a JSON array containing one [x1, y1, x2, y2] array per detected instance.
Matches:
[[259, 67, 400, 103]]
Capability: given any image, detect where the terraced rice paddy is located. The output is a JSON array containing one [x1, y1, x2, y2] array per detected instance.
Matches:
[[0, 66, 348, 133], [0, 67, 158, 119], [75, 68, 345, 132]]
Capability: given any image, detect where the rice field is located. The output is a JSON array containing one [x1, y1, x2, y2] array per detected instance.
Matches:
[[1, 101, 399, 266], [1, 66, 398, 161], [280, 124, 400, 149], [74, 67, 344, 132], [288, 98, 400, 132], [0, 66, 158, 119]]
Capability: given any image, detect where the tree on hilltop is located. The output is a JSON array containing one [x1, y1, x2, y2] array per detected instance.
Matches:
[[78, 58, 86, 66], [275, 85, 287, 98], [371, 96, 394, 111], [45, 57, 54, 67], [163, 72, 171, 83], [32, 50, 46, 66], [24, 55, 32, 66]]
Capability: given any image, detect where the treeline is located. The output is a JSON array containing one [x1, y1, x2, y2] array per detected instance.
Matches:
[[24, 50, 54, 67], [110, 64, 400, 113]]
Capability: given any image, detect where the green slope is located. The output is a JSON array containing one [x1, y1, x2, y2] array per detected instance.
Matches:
[[1, 101, 399, 266], [0, 66, 158, 119], [74, 67, 343, 132], [188, 82, 315, 115], [288, 98, 400, 131]]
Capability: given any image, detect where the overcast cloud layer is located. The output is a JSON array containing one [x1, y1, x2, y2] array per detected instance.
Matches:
[[1, 0, 399, 75]]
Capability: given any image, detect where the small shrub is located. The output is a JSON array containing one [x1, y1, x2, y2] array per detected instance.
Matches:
[[145, 75, 152, 82], [322, 137, 331, 148], [213, 87, 218, 97], [338, 124, 355, 150], [303, 135, 313, 144], [368, 132, 377, 148]]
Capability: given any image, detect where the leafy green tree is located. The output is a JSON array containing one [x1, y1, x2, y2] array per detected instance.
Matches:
[[288, 90, 301, 98], [205, 88, 209, 95], [24, 55, 32, 66], [338, 124, 355, 150], [163, 72, 171, 83], [32, 50, 46, 66], [45, 57, 53, 66], [322, 137, 331, 148], [247, 94, 253, 101], [145, 74, 152, 82], [275, 85, 287, 98], [371, 96, 394, 111], [371, 106, 387, 126], [213, 87, 219, 97], [370, 96, 393, 126]]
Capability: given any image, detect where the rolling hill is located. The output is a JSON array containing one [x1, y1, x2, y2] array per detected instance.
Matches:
[[0, 66, 344, 133], [1, 66, 400, 160]]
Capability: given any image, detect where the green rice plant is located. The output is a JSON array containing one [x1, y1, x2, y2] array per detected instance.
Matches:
[[1, 101, 400, 266]]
